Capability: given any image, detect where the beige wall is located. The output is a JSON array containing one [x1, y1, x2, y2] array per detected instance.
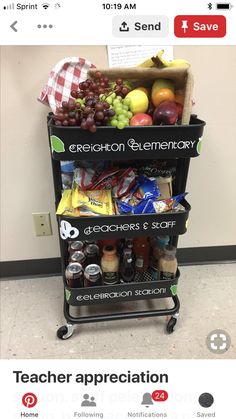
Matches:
[[1, 46, 236, 261]]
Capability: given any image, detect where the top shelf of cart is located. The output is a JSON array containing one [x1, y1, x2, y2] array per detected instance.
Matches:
[[48, 115, 205, 161]]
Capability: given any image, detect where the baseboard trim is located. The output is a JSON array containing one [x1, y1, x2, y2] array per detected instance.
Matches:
[[0, 257, 61, 279], [0, 246, 235, 279], [177, 245, 236, 265]]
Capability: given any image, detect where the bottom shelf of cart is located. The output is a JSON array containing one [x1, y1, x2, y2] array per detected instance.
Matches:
[[64, 270, 179, 306]]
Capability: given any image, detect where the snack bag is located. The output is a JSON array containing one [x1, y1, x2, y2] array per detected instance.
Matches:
[[118, 198, 155, 215], [134, 175, 161, 200], [72, 188, 113, 216], [79, 208, 100, 217], [56, 190, 80, 217], [73, 167, 98, 190], [112, 168, 137, 198], [133, 199, 155, 214], [118, 201, 133, 214], [92, 167, 120, 190], [154, 193, 188, 213]]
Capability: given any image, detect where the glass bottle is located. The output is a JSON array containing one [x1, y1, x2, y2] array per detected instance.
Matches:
[[133, 237, 150, 272], [158, 245, 178, 280], [120, 249, 135, 283], [101, 245, 119, 285], [152, 236, 170, 264]]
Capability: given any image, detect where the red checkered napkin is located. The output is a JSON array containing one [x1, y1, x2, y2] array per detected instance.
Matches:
[[38, 57, 96, 113]]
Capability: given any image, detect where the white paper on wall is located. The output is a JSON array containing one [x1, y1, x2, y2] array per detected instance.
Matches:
[[107, 45, 173, 68]]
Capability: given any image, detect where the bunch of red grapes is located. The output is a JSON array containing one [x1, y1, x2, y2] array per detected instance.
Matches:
[[113, 78, 130, 97], [52, 71, 130, 132]]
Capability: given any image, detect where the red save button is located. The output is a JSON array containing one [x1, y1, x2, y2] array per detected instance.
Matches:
[[174, 15, 226, 37]]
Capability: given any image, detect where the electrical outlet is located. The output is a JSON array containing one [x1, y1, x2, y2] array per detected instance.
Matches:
[[32, 212, 52, 236]]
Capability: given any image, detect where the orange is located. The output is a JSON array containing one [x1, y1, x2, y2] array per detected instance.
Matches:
[[175, 92, 185, 105], [152, 88, 175, 107]]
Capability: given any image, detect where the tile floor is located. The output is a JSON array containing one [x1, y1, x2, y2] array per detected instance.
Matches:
[[0, 264, 235, 359]]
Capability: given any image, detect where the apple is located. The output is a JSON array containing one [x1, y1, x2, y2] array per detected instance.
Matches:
[[130, 113, 153, 126], [153, 101, 178, 125], [175, 102, 183, 120], [125, 89, 149, 114], [136, 86, 149, 96], [147, 102, 155, 117]]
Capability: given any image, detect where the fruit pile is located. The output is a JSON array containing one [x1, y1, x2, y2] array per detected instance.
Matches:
[[52, 71, 184, 131]]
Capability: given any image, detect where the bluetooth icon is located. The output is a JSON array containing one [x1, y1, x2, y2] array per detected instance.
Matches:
[[208, 2, 213, 9]]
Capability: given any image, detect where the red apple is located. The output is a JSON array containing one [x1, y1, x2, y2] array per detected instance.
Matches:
[[147, 102, 155, 117], [153, 101, 178, 125], [130, 113, 153, 126], [175, 102, 183, 120]]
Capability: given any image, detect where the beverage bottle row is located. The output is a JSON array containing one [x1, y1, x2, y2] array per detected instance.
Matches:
[[65, 237, 178, 288]]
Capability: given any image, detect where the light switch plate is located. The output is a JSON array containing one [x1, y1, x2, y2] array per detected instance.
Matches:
[[32, 212, 52, 236]]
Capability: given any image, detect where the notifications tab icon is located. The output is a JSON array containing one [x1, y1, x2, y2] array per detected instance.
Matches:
[[174, 15, 226, 37]]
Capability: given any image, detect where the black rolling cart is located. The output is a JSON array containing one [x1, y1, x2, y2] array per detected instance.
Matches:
[[48, 113, 205, 340]]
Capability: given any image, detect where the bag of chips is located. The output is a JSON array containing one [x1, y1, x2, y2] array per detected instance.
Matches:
[[153, 193, 188, 213], [72, 188, 113, 216], [56, 190, 80, 217], [134, 175, 161, 200]]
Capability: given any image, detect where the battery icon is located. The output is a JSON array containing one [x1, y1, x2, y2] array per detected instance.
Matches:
[[216, 3, 233, 9]]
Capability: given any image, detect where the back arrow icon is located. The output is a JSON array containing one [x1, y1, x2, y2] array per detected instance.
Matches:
[[10, 21, 18, 32]]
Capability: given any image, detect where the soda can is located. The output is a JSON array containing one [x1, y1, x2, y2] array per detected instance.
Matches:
[[69, 250, 86, 266], [68, 241, 84, 254], [84, 264, 102, 287], [84, 240, 98, 245], [84, 244, 100, 266], [65, 263, 84, 288]]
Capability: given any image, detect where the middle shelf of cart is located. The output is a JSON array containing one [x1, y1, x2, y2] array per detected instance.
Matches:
[[58, 200, 190, 241]]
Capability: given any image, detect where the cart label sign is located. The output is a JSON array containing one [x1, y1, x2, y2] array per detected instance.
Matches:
[[60, 220, 79, 240], [76, 287, 167, 302], [50, 135, 65, 153], [170, 285, 178, 296], [68, 138, 198, 154], [196, 137, 203, 155], [50, 134, 202, 159], [83, 221, 176, 235], [65, 289, 71, 302], [65, 278, 178, 306], [59, 218, 182, 240]]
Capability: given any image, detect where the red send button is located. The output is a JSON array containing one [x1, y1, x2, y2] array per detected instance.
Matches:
[[174, 15, 226, 38]]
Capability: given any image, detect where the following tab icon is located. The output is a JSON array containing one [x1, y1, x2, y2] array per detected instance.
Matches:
[[174, 15, 226, 37]]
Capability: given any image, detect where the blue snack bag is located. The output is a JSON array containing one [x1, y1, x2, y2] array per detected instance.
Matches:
[[60, 161, 75, 173], [172, 192, 188, 207], [136, 175, 161, 200], [133, 199, 155, 214], [118, 201, 133, 214]]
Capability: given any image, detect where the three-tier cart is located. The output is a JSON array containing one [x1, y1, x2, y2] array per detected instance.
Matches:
[[47, 67, 206, 339]]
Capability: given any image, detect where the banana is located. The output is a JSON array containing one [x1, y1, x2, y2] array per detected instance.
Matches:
[[153, 50, 190, 68], [138, 57, 156, 68], [138, 50, 190, 69]]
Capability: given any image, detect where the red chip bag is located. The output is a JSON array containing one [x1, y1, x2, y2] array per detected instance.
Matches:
[[113, 168, 136, 198]]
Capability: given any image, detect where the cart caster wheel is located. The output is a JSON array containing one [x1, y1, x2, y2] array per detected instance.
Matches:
[[57, 324, 74, 340], [166, 317, 177, 334]]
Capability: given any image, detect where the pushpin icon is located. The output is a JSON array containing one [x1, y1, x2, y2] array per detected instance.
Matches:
[[181, 20, 188, 33]]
